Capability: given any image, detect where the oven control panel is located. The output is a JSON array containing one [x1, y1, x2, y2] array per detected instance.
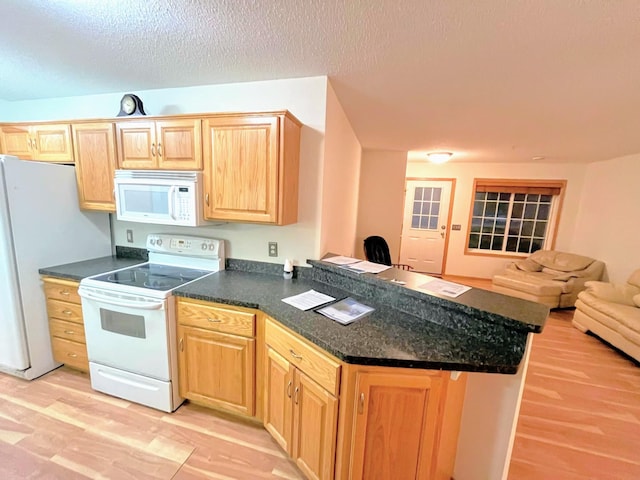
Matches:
[[146, 234, 225, 259]]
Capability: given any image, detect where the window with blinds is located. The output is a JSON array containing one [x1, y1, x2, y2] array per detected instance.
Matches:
[[466, 179, 566, 256]]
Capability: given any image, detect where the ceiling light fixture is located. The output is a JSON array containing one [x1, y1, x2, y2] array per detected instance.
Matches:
[[427, 152, 453, 164]]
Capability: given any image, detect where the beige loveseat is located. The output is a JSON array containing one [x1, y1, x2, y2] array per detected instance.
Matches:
[[492, 250, 605, 308], [572, 269, 640, 362]]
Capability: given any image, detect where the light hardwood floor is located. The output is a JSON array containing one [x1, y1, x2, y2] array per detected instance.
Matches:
[[1, 287, 638, 479]]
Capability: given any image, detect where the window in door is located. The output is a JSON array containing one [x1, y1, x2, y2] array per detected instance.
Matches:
[[411, 186, 441, 230], [466, 179, 566, 256]]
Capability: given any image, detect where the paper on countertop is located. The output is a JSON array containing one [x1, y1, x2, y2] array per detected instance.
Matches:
[[417, 278, 471, 298], [323, 255, 361, 265], [281, 289, 336, 310], [341, 261, 392, 274]]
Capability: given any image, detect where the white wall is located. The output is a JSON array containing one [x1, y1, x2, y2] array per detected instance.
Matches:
[[318, 81, 362, 258], [455, 337, 533, 480], [2, 77, 329, 266], [405, 160, 588, 278], [355, 150, 407, 261], [570, 153, 640, 283]]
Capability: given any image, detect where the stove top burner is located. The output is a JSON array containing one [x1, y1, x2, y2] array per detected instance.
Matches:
[[91, 263, 213, 291]]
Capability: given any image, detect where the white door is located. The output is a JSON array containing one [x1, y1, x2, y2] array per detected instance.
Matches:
[[399, 180, 453, 274]]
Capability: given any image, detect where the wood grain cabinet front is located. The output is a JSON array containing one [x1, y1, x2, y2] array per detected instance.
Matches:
[[115, 118, 202, 170], [72, 122, 117, 211], [0, 124, 73, 162], [42, 277, 89, 372], [264, 318, 340, 480], [176, 298, 256, 416], [202, 112, 301, 225]]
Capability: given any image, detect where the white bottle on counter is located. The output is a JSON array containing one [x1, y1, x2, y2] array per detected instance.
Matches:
[[283, 259, 293, 280]]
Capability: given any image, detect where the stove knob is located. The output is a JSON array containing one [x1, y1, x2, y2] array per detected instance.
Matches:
[[149, 238, 156, 245], [156, 239, 163, 247], [202, 243, 207, 250], [209, 244, 215, 250]]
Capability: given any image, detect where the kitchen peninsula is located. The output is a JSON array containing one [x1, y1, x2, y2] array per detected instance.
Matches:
[[40, 254, 548, 480]]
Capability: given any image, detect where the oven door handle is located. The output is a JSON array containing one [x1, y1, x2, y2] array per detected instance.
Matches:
[[78, 288, 165, 310]]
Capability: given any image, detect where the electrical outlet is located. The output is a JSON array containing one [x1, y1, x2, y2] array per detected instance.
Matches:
[[126, 229, 134, 243], [268, 241, 278, 257]]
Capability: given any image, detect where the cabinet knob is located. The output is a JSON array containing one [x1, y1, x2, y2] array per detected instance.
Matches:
[[179, 338, 184, 352], [60, 289, 70, 296], [207, 317, 222, 323], [287, 380, 292, 398], [289, 349, 303, 361], [294, 386, 300, 405], [151, 143, 156, 157], [157, 143, 163, 157], [63, 330, 75, 335], [67, 353, 77, 358], [205, 193, 210, 206], [62, 309, 73, 315]]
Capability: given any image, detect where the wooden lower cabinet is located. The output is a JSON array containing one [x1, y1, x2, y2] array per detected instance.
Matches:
[[264, 346, 338, 480], [335, 365, 467, 480], [349, 372, 442, 480], [176, 298, 256, 417], [42, 277, 89, 372]]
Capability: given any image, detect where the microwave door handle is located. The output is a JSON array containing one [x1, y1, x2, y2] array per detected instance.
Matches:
[[78, 289, 164, 310], [168, 186, 177, 220]]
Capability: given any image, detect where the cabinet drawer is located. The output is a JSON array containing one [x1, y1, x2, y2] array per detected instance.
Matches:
[[51, 337, 89, 372], [265, 318, 341, 396], [46, 299, 83, 324], [44, 280, 81, 304], [177, 299, 255, 338], [49, 318, 86, 343]]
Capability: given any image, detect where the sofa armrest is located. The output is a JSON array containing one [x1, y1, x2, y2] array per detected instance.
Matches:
[[582, 280, 640, 306]]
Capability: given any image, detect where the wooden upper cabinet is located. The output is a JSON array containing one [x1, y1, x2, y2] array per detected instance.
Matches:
[[0, 124, 73, 162], [72, 122, 117, 211], [156, 119, 202, 170], [115, 118, 202, 170], [202, 112, 301, 225]]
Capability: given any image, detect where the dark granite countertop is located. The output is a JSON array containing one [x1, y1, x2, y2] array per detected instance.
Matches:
[[39, 255, 145, 281], [38, 253, 549, 374]]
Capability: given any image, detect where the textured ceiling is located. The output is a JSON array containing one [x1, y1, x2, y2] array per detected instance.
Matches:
[[1, 0, 640, 163]]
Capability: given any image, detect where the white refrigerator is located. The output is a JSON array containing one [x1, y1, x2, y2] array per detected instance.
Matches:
[[0, 155, 113, 379]]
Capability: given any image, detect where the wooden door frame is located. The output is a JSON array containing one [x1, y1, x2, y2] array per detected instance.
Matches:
[[402, 177, 456, 276]]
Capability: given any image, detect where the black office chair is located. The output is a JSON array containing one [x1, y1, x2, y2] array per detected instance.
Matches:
[[363, 236, 392, 266], [363, 236, 414, 272]]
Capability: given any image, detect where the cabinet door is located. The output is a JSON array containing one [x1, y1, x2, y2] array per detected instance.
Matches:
[[291, 369, 338, 480], [178, 325, 255, 416], [72, 123, 117, 211], [203, 116, 279, 223], [115, 121, 157, 169], [156, 119, 203, 170], [350, 372, 442, 480], [31, 124, 73, 162], [264, 346, 294, 453], [0, 125, 33, 158]]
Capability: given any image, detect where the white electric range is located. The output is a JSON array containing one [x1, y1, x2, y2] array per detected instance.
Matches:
[[78, 233, 224, 412]]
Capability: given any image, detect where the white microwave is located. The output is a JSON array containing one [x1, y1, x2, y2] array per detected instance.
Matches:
[[114, 170, 205, 226]]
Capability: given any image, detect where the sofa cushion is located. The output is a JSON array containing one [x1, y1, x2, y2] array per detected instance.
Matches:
[[578, 293, 640, 332], [628, 269, 640, 289], [514, 258, 542, 272], [530, 250, 595, 272], [493, 271, 567, 295]]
